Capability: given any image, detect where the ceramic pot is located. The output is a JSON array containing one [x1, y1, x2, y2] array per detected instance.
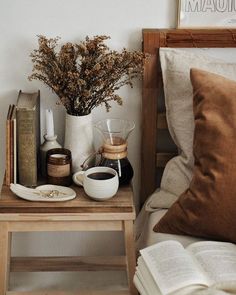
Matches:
[[64, 113, 95, 173]]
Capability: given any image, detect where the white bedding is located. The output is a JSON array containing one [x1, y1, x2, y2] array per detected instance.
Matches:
[[135, 187, 204, 251], [135, 207, 203, 251]]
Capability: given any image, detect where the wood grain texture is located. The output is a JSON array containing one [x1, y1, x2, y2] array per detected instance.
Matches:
[[157, 113, 167, 129], [0, 212, 135, 222], [8, 220, 123, 232], [0, 184, 134, 214], [143, 28, 236, 48], [10, 256, 126, 272], [141, 32, 162, 204], [7, 291, 130, 295], [141, 28, 236, 205], [123, 220, 137, 295], [0, 222, 11, 295]]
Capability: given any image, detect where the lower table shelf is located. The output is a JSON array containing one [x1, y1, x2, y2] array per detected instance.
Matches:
[[10, 256, 127, 272]]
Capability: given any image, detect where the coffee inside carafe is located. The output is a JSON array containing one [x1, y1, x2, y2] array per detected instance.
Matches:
[[94, 119, 135, 185]]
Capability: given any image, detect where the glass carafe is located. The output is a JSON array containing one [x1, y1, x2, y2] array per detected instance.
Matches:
[[94, 119, 135, 185]]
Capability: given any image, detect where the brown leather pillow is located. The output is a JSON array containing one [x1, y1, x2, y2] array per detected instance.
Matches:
[[154, 68, 236, 243]]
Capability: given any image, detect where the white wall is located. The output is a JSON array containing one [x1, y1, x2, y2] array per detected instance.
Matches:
[[0, 0, 177, 275]]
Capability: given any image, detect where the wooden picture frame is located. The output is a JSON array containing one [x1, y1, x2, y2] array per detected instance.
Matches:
[[177, 0, 236, 28]]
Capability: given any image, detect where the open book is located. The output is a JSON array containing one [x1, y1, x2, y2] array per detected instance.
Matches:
[[134, 240, 236, 295]]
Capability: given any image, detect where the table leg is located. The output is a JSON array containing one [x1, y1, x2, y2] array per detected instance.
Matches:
[[0, 222, 11, 295], [124, 220, 138, 295]]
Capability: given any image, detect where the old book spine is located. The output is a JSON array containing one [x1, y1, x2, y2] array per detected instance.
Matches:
[[10, 117, 14, 183], [5, 105, 12, 186], [5, 118, 11, 186], [13, 117, 17, 184], [17, 109, 37, 186], [10, 105, 17, 184]]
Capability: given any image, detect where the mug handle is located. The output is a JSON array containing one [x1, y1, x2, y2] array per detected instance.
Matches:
[[73, 171, 85, 186]]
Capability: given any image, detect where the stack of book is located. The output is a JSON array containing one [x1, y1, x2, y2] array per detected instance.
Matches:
[[134, 240, 236, 295], [5, 90, 40, 186]]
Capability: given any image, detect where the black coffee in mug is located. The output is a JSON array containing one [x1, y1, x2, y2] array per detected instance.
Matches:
[[87, 172, 114, 180]]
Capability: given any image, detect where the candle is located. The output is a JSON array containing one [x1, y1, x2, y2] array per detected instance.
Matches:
[[47, 148, 72, 186], [45, 109, 54, 138], [50, 154, 67, 159]]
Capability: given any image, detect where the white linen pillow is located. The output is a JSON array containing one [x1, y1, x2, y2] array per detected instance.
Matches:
[[146, 48, 236, 211]]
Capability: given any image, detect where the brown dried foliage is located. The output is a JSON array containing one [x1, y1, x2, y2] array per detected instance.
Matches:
[[29, 35, 146, 116]]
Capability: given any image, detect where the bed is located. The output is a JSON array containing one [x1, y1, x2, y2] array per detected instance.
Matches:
[[136, 30, 236, 293], [140, 28, 236, 205]]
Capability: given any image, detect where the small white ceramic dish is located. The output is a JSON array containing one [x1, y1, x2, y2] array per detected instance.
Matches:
[[10, 183, 76, 202]]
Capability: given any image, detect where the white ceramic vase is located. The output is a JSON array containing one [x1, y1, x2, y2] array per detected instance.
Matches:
[[64, 113, 95, 173]]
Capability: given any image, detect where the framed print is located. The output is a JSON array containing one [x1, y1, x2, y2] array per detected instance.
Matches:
[[178, 0, 236, 28]]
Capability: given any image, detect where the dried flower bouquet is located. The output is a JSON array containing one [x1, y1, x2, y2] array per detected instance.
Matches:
[[29, 35, 145, 116]]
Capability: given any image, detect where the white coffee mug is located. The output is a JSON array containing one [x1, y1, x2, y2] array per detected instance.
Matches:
[[73, 166, 119, 201]]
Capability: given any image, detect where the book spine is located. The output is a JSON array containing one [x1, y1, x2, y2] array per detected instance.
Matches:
[[13, 118, 17, 184], [5, 118, 11, 186], [17, 109, 37, 186], [10, 118, 14, 183]]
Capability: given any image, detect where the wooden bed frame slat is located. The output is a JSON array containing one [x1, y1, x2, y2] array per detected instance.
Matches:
[[141, 28, 236, 206], [144, 28, 236, 48], [157, 112, 167, 129]]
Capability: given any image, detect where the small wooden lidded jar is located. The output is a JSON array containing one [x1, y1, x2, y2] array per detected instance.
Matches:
[[46, 148, 72, 186]]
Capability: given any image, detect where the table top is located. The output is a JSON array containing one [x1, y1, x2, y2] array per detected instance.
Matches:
[[0, 184, 135, 214]]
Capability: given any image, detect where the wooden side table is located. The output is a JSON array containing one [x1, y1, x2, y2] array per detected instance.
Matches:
[[0, 184, 137, 295]]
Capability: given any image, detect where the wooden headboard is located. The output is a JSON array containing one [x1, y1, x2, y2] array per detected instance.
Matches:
[[141, 28, 236, 206]]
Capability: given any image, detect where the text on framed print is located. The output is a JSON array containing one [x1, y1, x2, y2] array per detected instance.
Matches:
[[178, 0, 236, 28]]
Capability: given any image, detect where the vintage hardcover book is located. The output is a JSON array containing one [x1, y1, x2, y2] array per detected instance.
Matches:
[[5, 105, 13, 186], [16, 90, 40, 186], [134, 240, 236, 295], [10, 105, 17, 184]]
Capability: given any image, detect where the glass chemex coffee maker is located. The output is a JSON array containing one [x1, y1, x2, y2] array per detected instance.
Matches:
[[82, 119, 135, 185]]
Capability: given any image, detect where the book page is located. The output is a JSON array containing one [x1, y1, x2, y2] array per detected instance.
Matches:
[[140, 240, 210, 295], [133, 272, 150, 295], [188, 241, 236, 283], [137, 256, 162, 295]]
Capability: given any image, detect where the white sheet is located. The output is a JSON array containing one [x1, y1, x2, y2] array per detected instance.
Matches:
[[135, 207, 203, 251]]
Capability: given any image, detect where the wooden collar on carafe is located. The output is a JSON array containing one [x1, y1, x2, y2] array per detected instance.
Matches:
[[102, 137, 128, 160]]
